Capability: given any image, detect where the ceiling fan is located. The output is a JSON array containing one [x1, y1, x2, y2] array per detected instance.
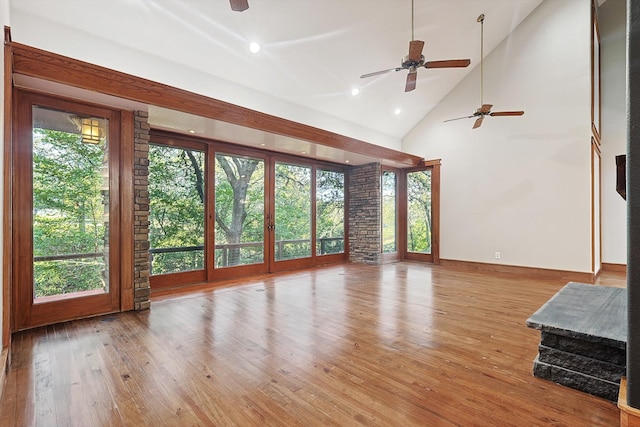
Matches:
[[230, 0, 248, 12], [360, 0, 471, 92], [445, 14, 524, 129]]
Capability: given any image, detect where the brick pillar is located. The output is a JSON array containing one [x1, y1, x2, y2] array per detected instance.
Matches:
[[133, 111, 151, 310], [348, 162, 381, 264]]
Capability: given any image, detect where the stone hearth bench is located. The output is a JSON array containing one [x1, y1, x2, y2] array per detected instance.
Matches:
[[526, 282, 626, 401]]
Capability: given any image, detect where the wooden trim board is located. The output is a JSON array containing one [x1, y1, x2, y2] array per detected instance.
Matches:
[[619, 377, 640, 427], [604, 263, 627, 273], [439, 259, 595, 284], [0, 348, 7, 403]]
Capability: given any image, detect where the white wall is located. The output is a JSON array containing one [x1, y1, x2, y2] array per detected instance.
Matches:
[[599, 0, 627, 265], [403, 0, 593, 273]]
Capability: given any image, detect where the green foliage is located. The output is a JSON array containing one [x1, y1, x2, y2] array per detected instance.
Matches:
[[407, 170, 432, 253], [275, 163, 312, 260], [148, 145, 205, 274], [316, 169, 345, 255], [381, 171, 397, 253], [32, 128, 108, 297], [215, 154, 264, 267], [35, 259, 106, 298]]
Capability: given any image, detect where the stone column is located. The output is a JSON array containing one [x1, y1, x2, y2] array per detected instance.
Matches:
[[348, 162, 381, 264], [133, 111, 151, 310]]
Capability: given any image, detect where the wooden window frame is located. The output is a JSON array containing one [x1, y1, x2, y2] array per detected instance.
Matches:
[[381, 166, 400, 263], [148, 130, 349, 287], [399, 160, 440, 264], [147, 134, 209, 289]]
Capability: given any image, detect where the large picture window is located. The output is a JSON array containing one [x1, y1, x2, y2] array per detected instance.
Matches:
[[148, 144, 205, 275], [382, 170, 397, 254], [275, 163, 312, 261], [32, 108, 111, 298], [215, 153, 265, 268], [316, 169, 345, 256], [407, 169, 432, 254]]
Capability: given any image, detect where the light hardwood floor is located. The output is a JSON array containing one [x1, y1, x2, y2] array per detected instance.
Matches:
[[0, 263, 624, 426]]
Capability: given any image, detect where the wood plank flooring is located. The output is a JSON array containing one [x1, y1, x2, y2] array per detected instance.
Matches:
[[0, 263, 623, 426]]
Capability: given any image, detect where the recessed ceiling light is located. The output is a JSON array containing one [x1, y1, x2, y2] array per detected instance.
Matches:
[[260, 143, 266, 146], [394, 108, 401, 115], [249, 42, 261, 53], [188, 129, 196, 134], [345, 160, 350, 163], [351, 88, 360, 96]]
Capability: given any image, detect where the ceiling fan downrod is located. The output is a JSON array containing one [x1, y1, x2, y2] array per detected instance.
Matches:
[[411, 0, 415, 41], [478, 13, 485, 108]]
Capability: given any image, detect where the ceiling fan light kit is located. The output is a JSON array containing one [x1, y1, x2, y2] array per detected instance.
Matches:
[[359, 0, 471, 92], [445, 13, 524, 128]]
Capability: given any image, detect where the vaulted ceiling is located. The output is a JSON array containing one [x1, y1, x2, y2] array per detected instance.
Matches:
[[10, 0, 547, 163]]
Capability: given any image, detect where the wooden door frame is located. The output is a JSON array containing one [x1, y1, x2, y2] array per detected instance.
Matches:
[[146, 132, 210, 289], [381, 166, 401, 263], [209, 145, 272, 281], [3, 27, 13, 349], [269, 155, 348, 273], [400, 159, 440, 264], [12, 90, 126, 330]]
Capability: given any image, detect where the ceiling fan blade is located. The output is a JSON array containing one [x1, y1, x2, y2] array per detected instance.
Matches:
[[360, 67, 402, 79], [443, 115, 475, 123], [490, 111, 525, 117], [230, 0, 249, 11], [425, 59, 471, 69], [408, 40, 425, 62], [478, 104, 493, 114], [473, 116, 484, 129], [405, 71, 417, 92]]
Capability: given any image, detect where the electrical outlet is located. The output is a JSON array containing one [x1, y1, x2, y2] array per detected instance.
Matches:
[[495, 252, 501, 259]]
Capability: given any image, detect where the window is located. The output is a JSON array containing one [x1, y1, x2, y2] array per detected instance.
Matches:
[[215, 153, 265, 267], [381, 170, 397, 253], [407, 169, 432, 254], [148, 144, 205, 275], [274, 163, 312, 261], [316, 169, 345, 255], [32, 107, 110, 298]]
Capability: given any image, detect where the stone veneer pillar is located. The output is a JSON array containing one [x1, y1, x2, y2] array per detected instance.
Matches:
[[348, 162, 381, 264], [133, 111, 151, 310]]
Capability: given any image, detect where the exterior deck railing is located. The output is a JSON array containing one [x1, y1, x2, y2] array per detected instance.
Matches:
[[33, 237, 344, 276]]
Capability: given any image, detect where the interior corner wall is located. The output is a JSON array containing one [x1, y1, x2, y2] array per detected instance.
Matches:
[[402, 0, 593, 273], [348, 163, 381, 265], [599, 0, 627, 265], [0, 2, 10, 348]]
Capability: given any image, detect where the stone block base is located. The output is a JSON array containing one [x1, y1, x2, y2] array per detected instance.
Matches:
[[527, 282, 627, 401], [533, 355, 620, 401]]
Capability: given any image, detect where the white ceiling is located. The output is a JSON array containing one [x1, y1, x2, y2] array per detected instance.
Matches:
[[11, 0, 545, 162]]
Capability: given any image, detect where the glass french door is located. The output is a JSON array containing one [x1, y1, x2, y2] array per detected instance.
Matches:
[[13, 92, 121, 330], [270, 161, 346, 272], [273, 162, 312, 268], [213, 152, 269, 279], [404, 167, 438, 263], [147, 140, 347, 285], [381, 169, 398, 261], [147, 140, 207, 289]]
